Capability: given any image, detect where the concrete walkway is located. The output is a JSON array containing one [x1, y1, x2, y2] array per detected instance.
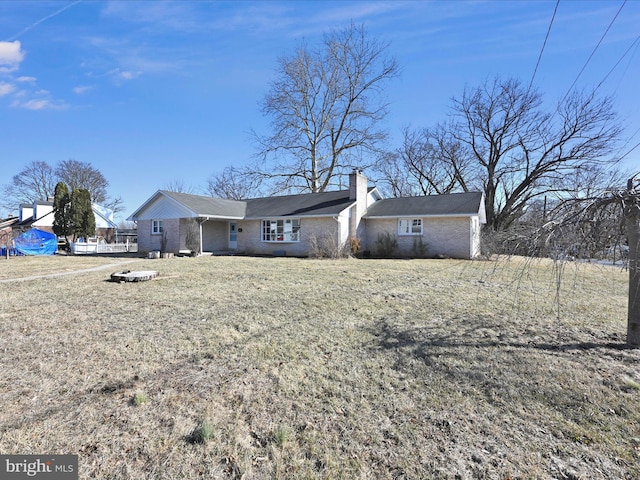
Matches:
[[0, 260, 139, 283]]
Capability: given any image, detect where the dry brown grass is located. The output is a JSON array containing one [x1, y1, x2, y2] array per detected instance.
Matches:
[[0, 254, 638, 479]]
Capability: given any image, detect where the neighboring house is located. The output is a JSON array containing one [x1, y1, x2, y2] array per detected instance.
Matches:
[[0, 215, 20, 251], [128, 171, 486, 259], [12, 199, 118, 241]]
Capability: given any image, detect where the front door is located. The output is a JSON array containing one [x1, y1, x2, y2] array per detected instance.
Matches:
[[228, 222, 237, 250]]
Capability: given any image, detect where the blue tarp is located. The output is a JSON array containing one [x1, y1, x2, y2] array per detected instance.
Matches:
[[14, 228, 58, 256]]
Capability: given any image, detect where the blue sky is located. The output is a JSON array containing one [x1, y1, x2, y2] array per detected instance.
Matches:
[[1, 0, 639, 221]]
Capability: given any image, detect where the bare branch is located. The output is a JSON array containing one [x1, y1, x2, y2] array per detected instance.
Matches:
[[254, 23, 398, 193]]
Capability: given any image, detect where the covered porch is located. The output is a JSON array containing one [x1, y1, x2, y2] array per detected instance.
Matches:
[[182, 218, 240, 255]]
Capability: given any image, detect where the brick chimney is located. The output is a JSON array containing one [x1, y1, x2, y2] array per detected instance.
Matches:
[[349, 169, 368, 241], [349, 168, 367, 202]]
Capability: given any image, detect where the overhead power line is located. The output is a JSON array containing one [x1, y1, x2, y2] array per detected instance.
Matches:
[[560, 0, 627, 105], [529, 0, 560, 90], [595, 32, 640, 91], [618, 126, 640, 162]]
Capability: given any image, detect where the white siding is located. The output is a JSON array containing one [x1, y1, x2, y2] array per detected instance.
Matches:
[[19, 205, 33, 222], [32, 209, 54, 227], [134, 195, 195, 221]]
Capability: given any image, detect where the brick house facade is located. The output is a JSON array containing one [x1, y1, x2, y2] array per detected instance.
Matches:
[[129, 171, 486, 259]]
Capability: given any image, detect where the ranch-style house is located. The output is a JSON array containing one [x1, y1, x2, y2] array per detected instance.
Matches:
[[128, 171, 486, 259]]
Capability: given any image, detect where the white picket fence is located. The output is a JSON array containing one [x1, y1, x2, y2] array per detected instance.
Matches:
[[71, 241, 138, 254]]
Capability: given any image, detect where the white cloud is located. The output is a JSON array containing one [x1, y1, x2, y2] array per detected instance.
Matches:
[[0, 40, 25, 73], [73, 85, 93, 95], [8, 83, 68, 110], [118, 70, 140, 80], [14, 98, 49, 110], [14, 98, 66, 111], [106, 68, 142, 83], [16, 76, 36, 83], [0, 82, 15, 96]]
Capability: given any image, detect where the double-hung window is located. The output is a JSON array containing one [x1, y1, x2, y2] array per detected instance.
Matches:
[[151, 220, 163, 235], [398, 218, 422, 235], [261, 219, 300, 242]]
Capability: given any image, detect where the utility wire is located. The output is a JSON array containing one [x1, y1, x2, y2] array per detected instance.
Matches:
[[618, 126, 640, 162], [595, 32, 640, 91], [529, 0, 560, 90], [560, 0, 627, 105]]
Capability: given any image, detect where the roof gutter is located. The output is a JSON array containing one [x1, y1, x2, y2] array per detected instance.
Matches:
[[364, 213, 480, 219], [200, 214, 245, 220]]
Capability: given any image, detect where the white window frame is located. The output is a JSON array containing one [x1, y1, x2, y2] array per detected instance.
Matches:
[[151, 219, 163, 235], [398, 218, 423, 236], [261, 218, 300, 242]]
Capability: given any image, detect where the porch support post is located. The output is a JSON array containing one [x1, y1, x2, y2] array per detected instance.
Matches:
[[198, 218, 208, 256]]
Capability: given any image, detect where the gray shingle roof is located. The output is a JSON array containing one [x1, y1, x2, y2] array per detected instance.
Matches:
[[161, 191, 247, 218], [364, 192, 484, 218], [154, 189, 483, 221], [245, 190, 353, 218], [160, 189, 356, 218]]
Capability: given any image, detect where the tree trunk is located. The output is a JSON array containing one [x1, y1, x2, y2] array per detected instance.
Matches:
[[626, 187, 640, 348]]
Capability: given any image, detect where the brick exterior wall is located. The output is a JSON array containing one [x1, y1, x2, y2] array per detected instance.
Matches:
[[363, 216, 475, 259], [200, 220, 227, 252], [137, 218, 180, 253], [235, 217, 344, 256], [136, 220, 150, 252], [134, 174, 481, 259]]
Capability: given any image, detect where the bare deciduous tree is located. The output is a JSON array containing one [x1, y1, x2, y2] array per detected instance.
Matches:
[[493, 165, 631, 258], [204, 166, 261, 200], [163, 179, 196, 194], [56, 159, 109, 204], [1, 161, 57, 210], [2, 159, 124, 216], [253, 23, 399, 193], [382, 125, 473, 197], [374, 151, 414, 198], [389, 78, 623, 231]]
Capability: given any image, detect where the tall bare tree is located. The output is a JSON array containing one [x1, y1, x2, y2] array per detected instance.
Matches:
[[205, 166, 262, 200], [1, 159, 124, 216], [390, 78, 623, 231], [253, 23, 399, 193], [1, 161, 57, 210], [163, 179, 196, 194], [382, 125, 473, 197], [56, 159, 109, 204]]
